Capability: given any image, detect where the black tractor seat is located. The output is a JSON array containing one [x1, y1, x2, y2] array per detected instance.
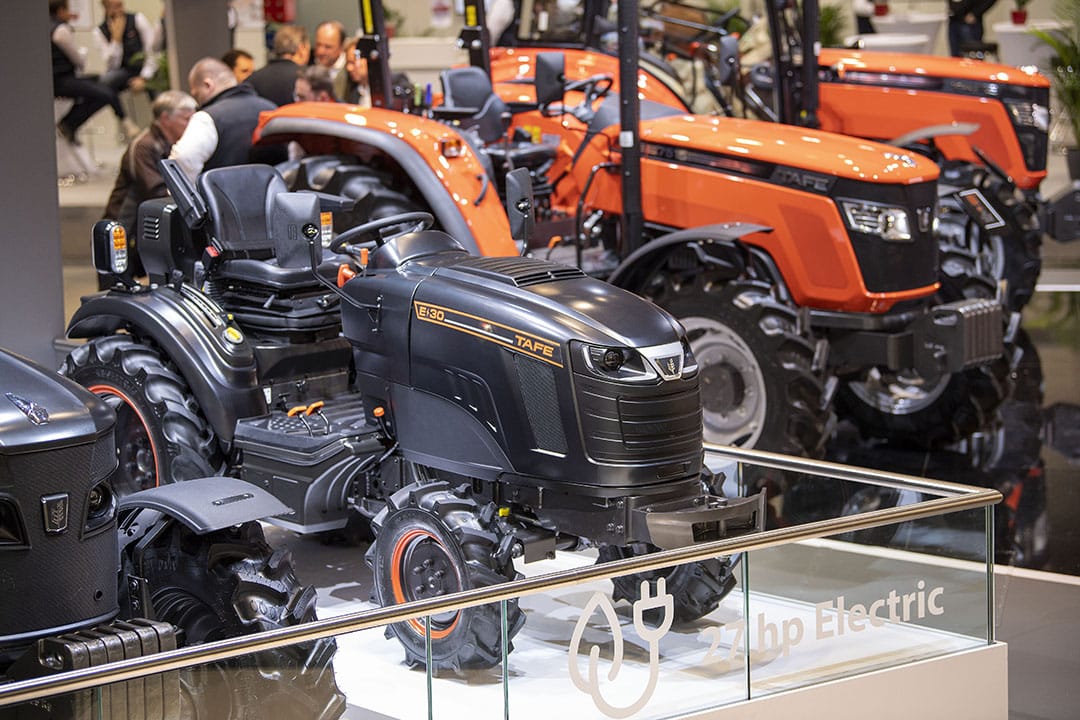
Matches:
[[197, 164, 348, 341]]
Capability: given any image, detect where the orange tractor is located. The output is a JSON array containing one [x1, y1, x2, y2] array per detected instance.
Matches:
[[579, 0, 1078, 313], [254, 0, 1007, 461]]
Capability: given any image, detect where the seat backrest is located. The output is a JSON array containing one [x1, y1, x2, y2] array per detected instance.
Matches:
[[198, 164, 289, 255], [440, 66, 495, 110], [439, 67, 511, 145]]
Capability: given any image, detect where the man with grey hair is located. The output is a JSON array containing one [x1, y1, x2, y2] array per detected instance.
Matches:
[[169, 57, 282, 183], [246, 24, 311, 107], [102, 89, 196, 284]]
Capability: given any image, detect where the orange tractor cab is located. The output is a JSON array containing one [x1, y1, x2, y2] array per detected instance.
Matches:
[[254, 0, 1007, 461]]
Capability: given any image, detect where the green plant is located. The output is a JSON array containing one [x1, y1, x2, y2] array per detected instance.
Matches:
[[1014, 0, 1031, 9], [818, 4, 847, 48], [1031, 0, 1080, 147]]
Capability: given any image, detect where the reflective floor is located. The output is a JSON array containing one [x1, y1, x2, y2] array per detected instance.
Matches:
[[54, 113, 1080, 718]]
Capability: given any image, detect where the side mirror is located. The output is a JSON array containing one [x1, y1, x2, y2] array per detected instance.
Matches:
[[504, 167, 535, 248], [534, 52, 566, 107], [716, 35, 741, 86], [91, 220, 137, 289]]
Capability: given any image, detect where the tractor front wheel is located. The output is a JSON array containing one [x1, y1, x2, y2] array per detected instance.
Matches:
[[368, 481, 524, 673]]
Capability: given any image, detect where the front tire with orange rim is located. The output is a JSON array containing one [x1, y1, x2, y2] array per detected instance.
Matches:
[[367, 480, 523, 673], [62, 335, 222, 495]]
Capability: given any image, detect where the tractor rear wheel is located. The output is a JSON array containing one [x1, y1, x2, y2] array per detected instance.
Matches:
[[597, 544, 737, 624], [652, 275, 830, 457], [125, 519, 345, 720], [368, 481, 524, 673], [63, 335, 221, 495]]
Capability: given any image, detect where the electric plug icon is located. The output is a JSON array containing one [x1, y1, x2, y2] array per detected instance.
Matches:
[[633, 577, 675, 643]]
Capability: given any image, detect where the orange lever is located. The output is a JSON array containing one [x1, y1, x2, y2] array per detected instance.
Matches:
[[305, 401, 325, 416], [287, 405, 308, 417], [337, 264, 356, 288]]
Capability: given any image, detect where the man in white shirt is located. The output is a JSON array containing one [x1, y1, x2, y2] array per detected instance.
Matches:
[[168, 58, 283, 184]]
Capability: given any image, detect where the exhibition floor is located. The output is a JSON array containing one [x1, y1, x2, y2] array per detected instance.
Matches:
[[53, 117, 1080, 718]]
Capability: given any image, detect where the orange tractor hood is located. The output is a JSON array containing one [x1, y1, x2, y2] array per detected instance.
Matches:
[[819, 48, 1049, 89], [633, 115, 940, 185]]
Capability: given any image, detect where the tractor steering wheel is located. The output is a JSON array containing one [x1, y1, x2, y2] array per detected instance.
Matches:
[[565, 74, 614, 108], [329, 212, 434, 260]]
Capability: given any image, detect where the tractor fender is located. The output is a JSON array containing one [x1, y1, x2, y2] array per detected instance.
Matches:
[[607, 222, 780, 293], [890, 122, 980, 148], [66, 289, 265, 445], [119, 477, 291, 535], [257, 116, 503, 256]]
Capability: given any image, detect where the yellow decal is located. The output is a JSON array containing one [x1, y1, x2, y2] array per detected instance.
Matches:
[[414, 301, 563, 367]]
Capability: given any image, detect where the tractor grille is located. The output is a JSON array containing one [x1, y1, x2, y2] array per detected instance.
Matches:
[[575, 376, 702, 465], [836, 178, 940, 293], [514, 355, 568, 454]]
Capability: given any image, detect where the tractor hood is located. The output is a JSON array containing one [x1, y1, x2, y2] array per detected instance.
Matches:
[[0, 349, 115, 455], [343, 232, 702, 490], [819, 48, 1050, 89], [630, 115, 940, 185]]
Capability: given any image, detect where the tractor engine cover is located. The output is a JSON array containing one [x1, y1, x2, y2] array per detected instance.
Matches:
[[0, 350, 119, 655], [343, 231, 703, 491]]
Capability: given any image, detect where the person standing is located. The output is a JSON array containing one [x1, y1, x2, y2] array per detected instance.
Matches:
[[294, 66, 339, 103], [51, 0, 126, 145], [169, 58, 284, 183], [313, 21, 349, 101], [342, 38, 370, 107], [246, 25, 310, 107], [95, 0, 155, 138], [948, 0, 997, 56], [222, 48, 255, 83]]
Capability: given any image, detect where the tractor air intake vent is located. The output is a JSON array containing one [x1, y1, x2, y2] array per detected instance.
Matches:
[[447, 256, 586, 287]]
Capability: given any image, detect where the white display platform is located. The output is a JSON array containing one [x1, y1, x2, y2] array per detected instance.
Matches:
[[314, 547, 1006, 720]]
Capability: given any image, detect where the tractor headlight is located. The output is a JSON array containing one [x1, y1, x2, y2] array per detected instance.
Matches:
[[839, 199, 913, 242], [581, 344, 659, 383], [1004, 99, 1049, 132]]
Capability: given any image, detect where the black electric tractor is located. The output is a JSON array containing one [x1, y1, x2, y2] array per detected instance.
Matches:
[[62, 161, 765, 673], [0, 349, 343, 719]]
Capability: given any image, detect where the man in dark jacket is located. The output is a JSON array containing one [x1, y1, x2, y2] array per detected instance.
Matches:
[[246, 25, 310, 107], [169, 57, 285, 183], [948, 0, 997, 56]]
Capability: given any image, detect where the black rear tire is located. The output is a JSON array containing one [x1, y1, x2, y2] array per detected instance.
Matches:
[[125, 519, 345, 720], [650, 275, 830, 457], [597, 544, 736, 625], [62, 335, 222, 495], [367, 480, 524, 673]]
